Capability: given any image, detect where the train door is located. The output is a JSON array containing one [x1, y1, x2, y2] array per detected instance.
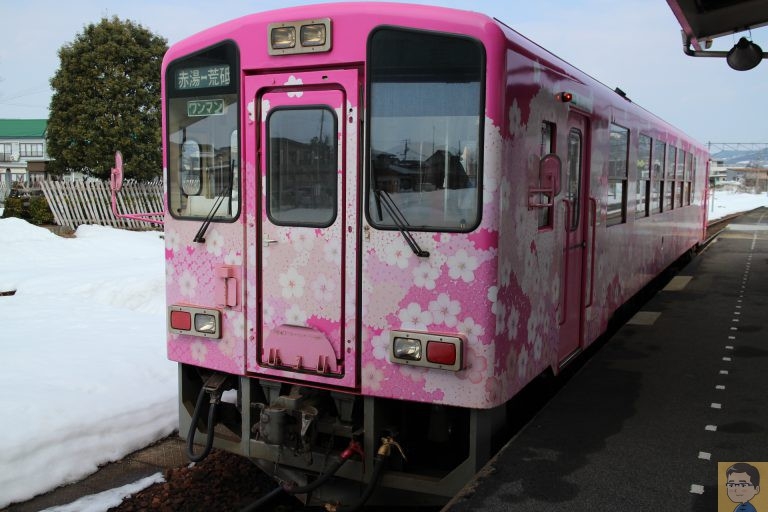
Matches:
[[558, 111, 590, 364], [245, 69, 359, 389]]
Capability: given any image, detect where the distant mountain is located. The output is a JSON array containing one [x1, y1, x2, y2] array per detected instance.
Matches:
[[710, 147, 768, 167]]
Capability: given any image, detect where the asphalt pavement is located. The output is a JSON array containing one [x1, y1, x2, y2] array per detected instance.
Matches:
[[444, 208, 768, 512]]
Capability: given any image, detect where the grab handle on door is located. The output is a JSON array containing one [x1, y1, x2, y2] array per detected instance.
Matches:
[[263, 237, 278, 247]]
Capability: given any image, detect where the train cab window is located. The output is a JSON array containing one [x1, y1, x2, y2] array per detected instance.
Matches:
[[267, 108, 338, 227], [636, 134, 651, 218], [665, 145, 676, 211], [167, 42, 240, 221], [651, 140, 664, 214], [607, 124, 628, 226], [538, 122, 556, 229], [367, 28, 484, 232]]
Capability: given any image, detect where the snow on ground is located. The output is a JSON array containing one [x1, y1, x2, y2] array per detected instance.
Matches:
[[0, 219, 176, 509], [707, 189, 768, 220], [41, 473, 165, 512], [0, 190, 766, 510]]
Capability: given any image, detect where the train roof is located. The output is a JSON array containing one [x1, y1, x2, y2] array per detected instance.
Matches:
[[164, 2, 704, 150]]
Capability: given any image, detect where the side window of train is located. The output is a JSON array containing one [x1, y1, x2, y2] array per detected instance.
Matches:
[[688, 155, 696, 205], [665, 145, 676, 211], [538, 121, 556, 229], [637, 134, 651, 218], [607, 124, 629, 226], [676, 147, 685, 208], [652, 140, 665, 214]]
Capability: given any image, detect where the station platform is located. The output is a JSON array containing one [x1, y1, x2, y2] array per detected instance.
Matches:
[[443, 207, 768, 512]]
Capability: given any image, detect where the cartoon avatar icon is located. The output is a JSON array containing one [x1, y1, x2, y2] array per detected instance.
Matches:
[[726, 462, 761, 512]]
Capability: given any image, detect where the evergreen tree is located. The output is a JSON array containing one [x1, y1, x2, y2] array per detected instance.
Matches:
[[47, 17, 167, 181]]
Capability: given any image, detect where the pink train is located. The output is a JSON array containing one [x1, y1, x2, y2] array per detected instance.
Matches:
[[152, 2, 708, 507]]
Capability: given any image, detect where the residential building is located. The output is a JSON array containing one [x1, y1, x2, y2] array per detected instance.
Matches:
[[0, 119, 50, 186]]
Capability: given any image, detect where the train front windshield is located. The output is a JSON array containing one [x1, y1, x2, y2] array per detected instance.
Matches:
[[367, 28, 484, 232], [166, 42, 240, 220]]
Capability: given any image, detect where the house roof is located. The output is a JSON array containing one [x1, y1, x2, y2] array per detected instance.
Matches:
[[0, 119, 48, 138]]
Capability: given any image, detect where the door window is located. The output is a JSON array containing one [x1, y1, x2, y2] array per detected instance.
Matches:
[[566, 128, 583, 231], [266, 107, 338, 227]]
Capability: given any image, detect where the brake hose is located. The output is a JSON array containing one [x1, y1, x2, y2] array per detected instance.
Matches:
[[326, 436, 403, 512], [186, 384, 220, 462]]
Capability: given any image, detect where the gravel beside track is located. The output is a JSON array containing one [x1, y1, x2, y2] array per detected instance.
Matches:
[[110, 448, 309, 512]]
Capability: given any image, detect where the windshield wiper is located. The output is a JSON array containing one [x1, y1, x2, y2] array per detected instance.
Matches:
[[374, 188, 429, 258], [193, 165, 233, 243]]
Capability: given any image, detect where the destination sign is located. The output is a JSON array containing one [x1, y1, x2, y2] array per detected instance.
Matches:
[[175, 65, 231, 90]]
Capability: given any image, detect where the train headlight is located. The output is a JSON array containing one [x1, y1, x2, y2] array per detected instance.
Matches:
[[271, 26, 296, 49], [393, 337, 422, 361], [194, 313, 218, 334], [268, 18, 332, 55], [300, 24, 327, 47]]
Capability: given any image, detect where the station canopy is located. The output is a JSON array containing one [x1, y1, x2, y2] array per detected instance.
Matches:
[[667, 0, 768, 70], [667, 0, 768, 48]]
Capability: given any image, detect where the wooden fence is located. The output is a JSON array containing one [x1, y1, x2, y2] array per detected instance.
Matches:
[[40, 180, 163, 230]]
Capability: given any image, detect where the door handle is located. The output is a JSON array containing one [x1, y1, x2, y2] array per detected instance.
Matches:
[[263, 237, 278, 247]]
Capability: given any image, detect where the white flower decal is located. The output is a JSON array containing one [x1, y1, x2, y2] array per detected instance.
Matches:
[[279, 267, 305, 298], [285, 304, 308, 326], [413, 263, 439, 290], [263, 302, 275, 328], [224, 249, 242, 266], [458, 317, 485, 344], [261, 99, 271, 121], [370, 332, 389, 360], [383, 241, 411, 269], [311, 274, 336, 303], [362, 363, 384, 391], [291, 230, 315, 253], [191, 341, 207, 363], [324, 242, 340, 264], [165, 229, 181, 254], [178, 270, 197, 298], [285, 75, 304, 97], [398, 302, 433, 330], [518, 345, 529, 381], [205, 229, 224, 257], [447, 249, 479, 283], [507, 306, 520, 339], [429, 293, 460, 327]]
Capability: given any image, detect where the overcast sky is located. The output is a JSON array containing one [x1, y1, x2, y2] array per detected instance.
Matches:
[[1, 0, 766, 145]]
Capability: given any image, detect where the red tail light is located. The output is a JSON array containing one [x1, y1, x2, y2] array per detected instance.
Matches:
[[427, 341, 457, 366], [170, 310, 192, 331]]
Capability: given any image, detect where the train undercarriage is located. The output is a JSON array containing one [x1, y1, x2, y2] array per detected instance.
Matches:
[[178, 364, 511, 508]]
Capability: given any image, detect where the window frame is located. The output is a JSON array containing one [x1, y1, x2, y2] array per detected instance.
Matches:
[[165, 40, 241, 223], [265, 105, 339, 228], [607, 123, 629, 227], [636, 133, 651, 219], [365, 26, 486, 233]]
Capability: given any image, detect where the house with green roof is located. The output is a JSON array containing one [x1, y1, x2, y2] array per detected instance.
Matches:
[[0, 119, 51, 186]]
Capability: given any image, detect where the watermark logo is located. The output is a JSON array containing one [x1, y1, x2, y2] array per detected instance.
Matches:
[[719, 462, 768, 512]]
